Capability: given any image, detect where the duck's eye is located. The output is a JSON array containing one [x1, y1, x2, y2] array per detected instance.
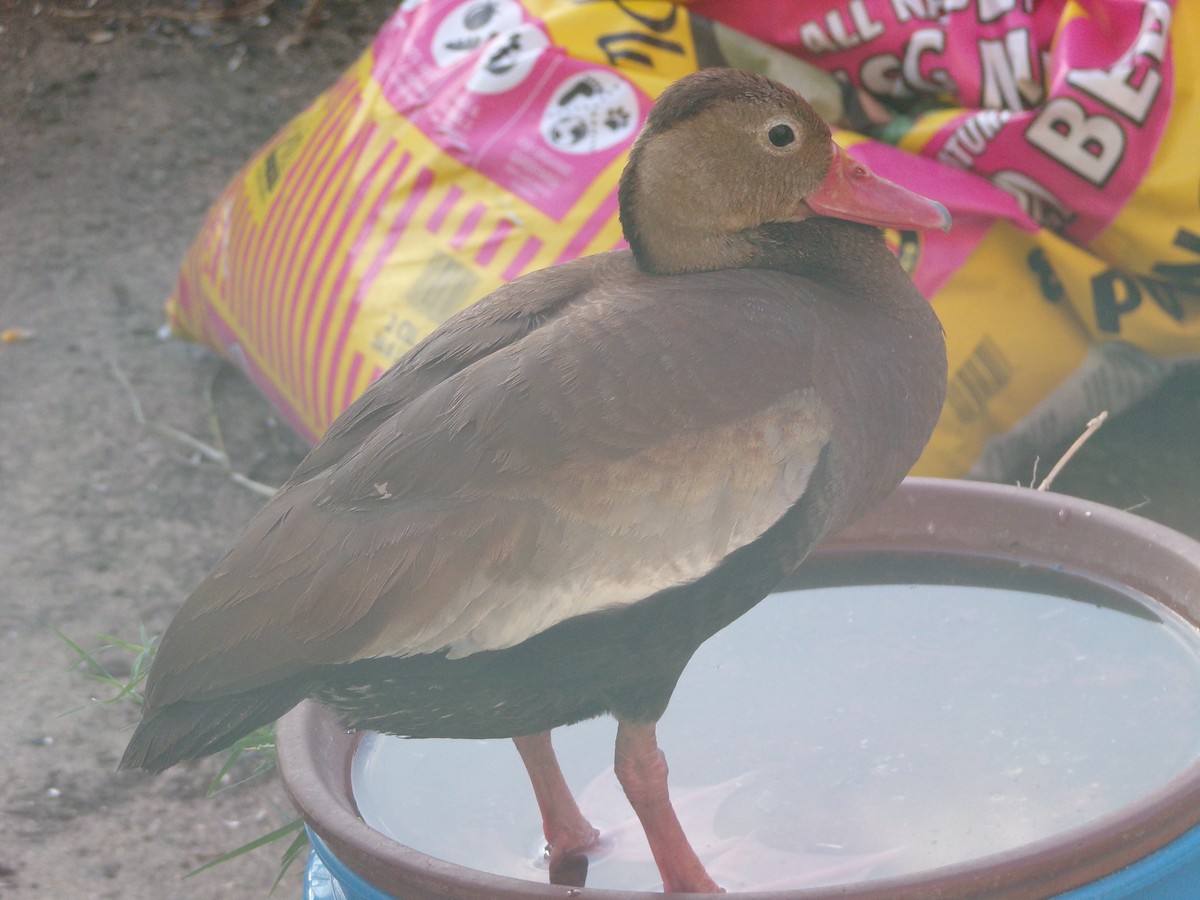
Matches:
[[768, 123, 795, 148]]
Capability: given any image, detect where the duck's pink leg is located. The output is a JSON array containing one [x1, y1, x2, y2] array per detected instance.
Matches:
[[614, 719, 724, 894], [513, 731, 600, 885]]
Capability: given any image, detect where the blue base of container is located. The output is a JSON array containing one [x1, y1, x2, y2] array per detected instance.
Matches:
[[305, 830, 394, 900], [1056, 818, 1200, 900], [302, 821, 1200, 899]]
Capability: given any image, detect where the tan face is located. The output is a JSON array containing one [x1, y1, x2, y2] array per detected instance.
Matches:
[[631, 84, 834, 237]]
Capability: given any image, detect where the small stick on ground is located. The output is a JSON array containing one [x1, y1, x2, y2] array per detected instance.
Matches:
[[1037, 411, 1108, 492], [108, 355, 277, 497], [1026, 456, 1040, 490], [201, 366, 229, 461], [51, 0, 277, 24]]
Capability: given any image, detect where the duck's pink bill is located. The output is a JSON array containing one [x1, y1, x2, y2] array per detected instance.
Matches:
[[802, 143, 951, 232]]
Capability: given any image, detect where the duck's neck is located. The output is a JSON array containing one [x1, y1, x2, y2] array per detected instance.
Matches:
[[628, 224, 772, 276], [632, 217, 921, 308], [746, 219, 913, 297]]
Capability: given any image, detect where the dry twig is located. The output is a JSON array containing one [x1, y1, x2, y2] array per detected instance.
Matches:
[[108, 355, 278, 497], [1036, 411, 1108, 492], [50, 0, 277, 24]]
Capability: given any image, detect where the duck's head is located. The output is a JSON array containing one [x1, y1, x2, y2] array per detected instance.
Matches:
[[618, 69, 950, 275]]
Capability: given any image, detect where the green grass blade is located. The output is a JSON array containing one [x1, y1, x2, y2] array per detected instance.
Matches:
[[59, 623, 300, 885], [185, 817, 306, 879], [206, 724, 278, 795], [53, 627, 119, 684], [270, 825, 312, 894]]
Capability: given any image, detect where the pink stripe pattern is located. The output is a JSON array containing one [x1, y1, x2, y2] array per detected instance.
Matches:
[[554, 186, 620, 265], [426, 184, 464, 234], [474, 218, 515, 267], [319, 165, 436, 427], [313, 149, 414, 422], [449, 202, 486, 252], [502, 235, 544, 282]]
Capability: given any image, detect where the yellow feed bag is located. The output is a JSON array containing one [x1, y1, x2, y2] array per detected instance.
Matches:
[[167, 0, 1200, 477]]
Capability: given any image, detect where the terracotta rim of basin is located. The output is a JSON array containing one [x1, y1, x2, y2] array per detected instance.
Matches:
[[276, 476, 1200, 899]]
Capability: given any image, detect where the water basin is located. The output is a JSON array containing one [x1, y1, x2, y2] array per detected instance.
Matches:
[[350, 561, 1200, 892], [278, 478, 1200, 899]]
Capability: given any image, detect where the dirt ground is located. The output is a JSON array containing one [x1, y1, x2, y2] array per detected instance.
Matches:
[[1, 2, 1198, 899], [1, 3, 394, 897]]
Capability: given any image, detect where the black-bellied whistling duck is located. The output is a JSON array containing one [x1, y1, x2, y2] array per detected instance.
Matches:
[[121, 68, 948, 894]]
